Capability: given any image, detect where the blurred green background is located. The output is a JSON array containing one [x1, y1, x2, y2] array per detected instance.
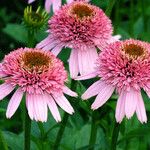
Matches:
[[1, 0, 150, 150]]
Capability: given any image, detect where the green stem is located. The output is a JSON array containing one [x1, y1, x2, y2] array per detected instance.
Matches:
[[105, 0, 116, 17], [141, 0, 147, 32], [24, 107, 31, 150], [88, 111, 98, 150], [110, 122, 120, 150], [27, 30, 35, 48], [53, 79, 77, 150], [52, 113, 69, 150], [0, 129, 8, 150], [129, 0, 134, 37]]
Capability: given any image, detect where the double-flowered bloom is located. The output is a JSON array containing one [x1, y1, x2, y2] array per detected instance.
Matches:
[[37, 1, 120, 78], [79, 39, 150, 123], [0, 48, 77, 122]]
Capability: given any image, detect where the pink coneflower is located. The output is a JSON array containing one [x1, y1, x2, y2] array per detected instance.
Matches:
[[0, 48, 77, 122], [36, 1, 120, 78], [78, 39, 150, 123]]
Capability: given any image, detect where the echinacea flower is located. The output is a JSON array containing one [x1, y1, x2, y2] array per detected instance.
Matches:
[[0, 48, 77, 122], [36, 1, 120, 78], [77, 39, 150, 123]]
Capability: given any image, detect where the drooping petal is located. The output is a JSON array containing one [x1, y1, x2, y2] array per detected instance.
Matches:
[[26, 93, 34, 120], [75, 71, 98, 80], [107, 35, 121, 44], [45, 0, 52, 13], [46, 94, 61, 122], [91, 83, 115, 110], [115, 91, 126, 123], [66, 0, 73, 3], [63, 86, 78, 97], [51, 45, 63, 56], [78, 47, 98, 76], [125, 88, 138, 119], [28, 0, 35, 4], [33, 94, 48, 122], [53, 94, 74, 114], [6, 88, 24, 118], [69, 49, 79, 79], [36, 36, 52, 48], [0, 83, 15, 100], [136, 92, 147, 123], [82, 80, 105, 100], [26, 93, 47, 122], [52, 0, 61, 12]]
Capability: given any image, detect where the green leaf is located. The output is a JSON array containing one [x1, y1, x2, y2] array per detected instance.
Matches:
[[3, 23, 27, 44]]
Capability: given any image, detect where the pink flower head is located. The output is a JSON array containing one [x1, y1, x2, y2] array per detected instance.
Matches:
[[0, 48, 77, 122], [28, 0, 62, 13], [78, 39, 150, 123], [37, 1, 120, 78]]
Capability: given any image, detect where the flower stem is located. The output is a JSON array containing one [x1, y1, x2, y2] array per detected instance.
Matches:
[[53, 79, 77, 150], [105, 0, 116, 17], [0, 129, 8, 150], [88, 111, 98, 150], [110, 122, 120, 150], [52, 112, 69, 150], [24, 107, 31, 150], [27, 30, 35, 48]]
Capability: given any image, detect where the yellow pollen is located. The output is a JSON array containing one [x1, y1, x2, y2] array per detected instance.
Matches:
[[71, 4, 94, 19], [22, 51, 50, 69], [122, 44, 145, 59]]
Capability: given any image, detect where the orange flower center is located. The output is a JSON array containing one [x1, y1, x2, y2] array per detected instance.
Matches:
[[22, 51, 50, 69], [71, 3, 94, 19], [122, 44, 145, 59]]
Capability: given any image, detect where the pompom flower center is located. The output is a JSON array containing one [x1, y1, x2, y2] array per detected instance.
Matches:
[[122, 44, 145, 59], [22, 51, 50, 69], [71, 3, 94, 19]]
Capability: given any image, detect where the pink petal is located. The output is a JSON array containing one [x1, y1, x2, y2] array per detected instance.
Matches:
[[34, 94, 48, 122], [45, 0, 52, 13], [26, 93, 47, 122], [51, 45, 63, 56], [78, 47, 98, 76], [26, 93, 34, 120], [115, 91, 126, 123], [28, 0, 35, 4], [125, 88, 138, 119], [6, 88, 24, 118], [0, 83, 15, 100], [75, 71, 98, 80], [53, 94, 74, 114], [36, 36, 52, 48], [63, 86, 78, 97], [52, 0, 61, 12], [82, 80, 105, 100], [46, 94, 61, 122], [69, 49, 79, 79], [66, 0, 73, 3], [91, 82, 115, 110], [107, 35, 121, 44], [136, 92, 147, 123]]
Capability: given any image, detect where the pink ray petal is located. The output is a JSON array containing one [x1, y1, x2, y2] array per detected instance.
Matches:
[[52, 0, 61, 12], [45, 0, 52, 13], [53, 94, 74, 114], [6, 88, 24, 118], [0, 83, 15, 100], [51, 45, 63, 56], [91, 83, 115, 110], [69, 49, 79, 79], [82, 80, 105, 100], [125, 88, 138, 119], [63, 86, 78, 97], [115, 91, 126, 123], [28, 0, 35, 4], [78, 47, 98, 76], [136, 92, 147, 123], [46, 94, 61, 122], [75, 71, 98, 80]]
